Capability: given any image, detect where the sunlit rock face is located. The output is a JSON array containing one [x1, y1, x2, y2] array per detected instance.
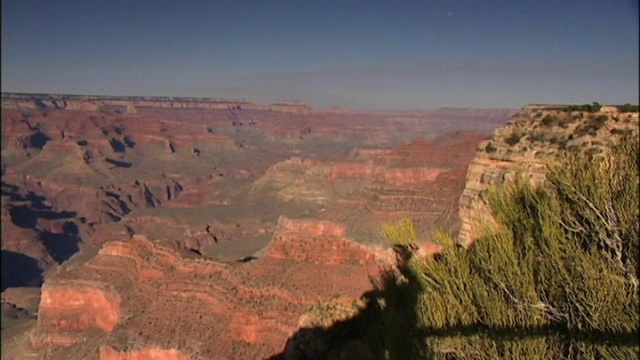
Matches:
[[22, 233, 383, 359], [99, 346, 189, 360], [38, 285, 122, 332]]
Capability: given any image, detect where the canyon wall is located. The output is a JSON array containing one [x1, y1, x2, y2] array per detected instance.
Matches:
[[14, 226, 385, 359], [1, 93, 314, 114]]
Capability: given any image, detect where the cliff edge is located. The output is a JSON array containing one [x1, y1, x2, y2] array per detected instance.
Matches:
[[457, 104, 639, 247]]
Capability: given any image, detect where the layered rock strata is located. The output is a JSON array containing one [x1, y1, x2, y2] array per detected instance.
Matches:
[[1, 93, 310, 114], [12, 218, 386, 359]]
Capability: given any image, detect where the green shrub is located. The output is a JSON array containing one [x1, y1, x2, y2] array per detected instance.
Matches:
[[485, 142, 498, 153], [575, 115, 609, 137], [559, 116, 575, 128], [611, 128, 634, 136], [566, 102, 602, 113], [505, 130, 525, 145], [617, 103, 639, 112], [592, 114, 609, 126], [379, 218, 417, 247], [549, 135, 562, 145], [363, 134, 639, 359], [529, 131, 551, 143], [566, 144, 581, 152], [585, 147, 602, 157], [541, 115, 558, 127]]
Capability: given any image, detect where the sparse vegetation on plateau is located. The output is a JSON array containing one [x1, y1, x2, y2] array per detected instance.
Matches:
[[610, 127, 634, 136], [559, 115, 577, 128], [617, 103, 639, 112], [484, 142, 498, 153], [565, 102, 602, 113], [356, 134, 639, 359], [541, 114, 558, 127], [574, 114, 609, 137], [504, 129, 525, 145]]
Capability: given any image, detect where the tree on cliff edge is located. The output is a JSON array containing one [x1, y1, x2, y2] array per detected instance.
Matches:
[[361, 134, 639, 359]]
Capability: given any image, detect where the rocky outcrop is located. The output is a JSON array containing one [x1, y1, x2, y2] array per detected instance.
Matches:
[[250, 132, 486, 243], [99, 346, 189, 360], [457, 105, 639, 247], [268, 217, 392, 266], [1, 173, 185, 232], [253, 156, 450, 205], [275, 217, 347, 239], [38, 284, 121, 332], [14, 229, 384, 359]]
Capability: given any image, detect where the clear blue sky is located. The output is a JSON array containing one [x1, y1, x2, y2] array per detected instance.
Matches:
[[2, 0, 638, 109]]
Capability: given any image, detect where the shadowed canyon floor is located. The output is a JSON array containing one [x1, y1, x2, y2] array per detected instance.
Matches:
[[1, 93, 515, 359]]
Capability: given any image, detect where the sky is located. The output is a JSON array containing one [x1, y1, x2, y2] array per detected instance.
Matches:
[[1, 0, 638, 109]]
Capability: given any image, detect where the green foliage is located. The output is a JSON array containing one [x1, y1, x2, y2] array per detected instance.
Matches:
[[541, 114, 558, 127], [549, 135, 563, 145], [593, 114, 609, 125], [584, 147, 602, 157], [566, 102, 602, 113], [379, 218, 418, 246], [362, 135, 639, 359], [504, 129, 525, 145], [559, 115, 576, 128], [528, 131, 553, 143], [611, 128, 634, 136], [484, 142, 498, 153], [574, 114, 609, 137], [617, 103, 639, 112]]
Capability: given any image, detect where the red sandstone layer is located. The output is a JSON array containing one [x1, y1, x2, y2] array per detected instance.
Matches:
[[25, 220, 384, 359]]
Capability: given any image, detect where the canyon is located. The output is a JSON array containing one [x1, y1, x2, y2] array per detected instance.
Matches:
[[0, 93, 518, 359]]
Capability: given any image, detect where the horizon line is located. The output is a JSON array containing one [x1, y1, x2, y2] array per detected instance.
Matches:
[[0, 91, 539, 112]]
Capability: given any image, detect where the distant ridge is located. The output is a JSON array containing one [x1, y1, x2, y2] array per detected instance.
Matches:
[[1, 92, 316, 114], [1, 92, 253, 104]]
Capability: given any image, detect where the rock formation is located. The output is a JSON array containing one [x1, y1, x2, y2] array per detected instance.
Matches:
[[457, 105, 639, 247], [6, 226, 386, 359]]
